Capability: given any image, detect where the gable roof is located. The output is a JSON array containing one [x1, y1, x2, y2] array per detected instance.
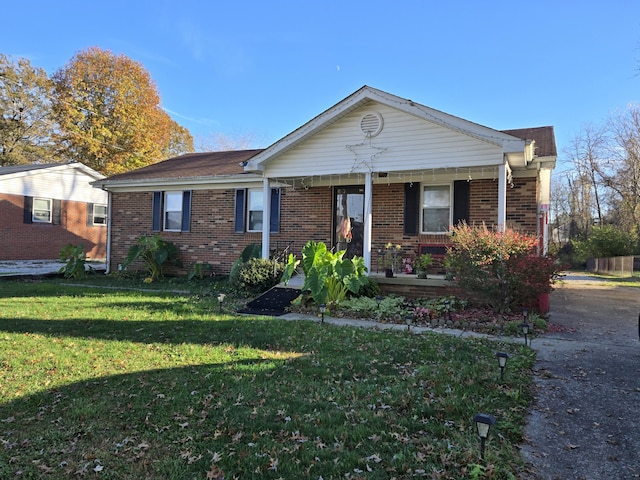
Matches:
[[501, 126, 557, 158], [0, 161, 105, 180], [245, 85, 531, 172], [96, 150, 264, 189]]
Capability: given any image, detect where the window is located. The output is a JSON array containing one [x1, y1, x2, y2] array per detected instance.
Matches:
[[32, 198, 52, 223], [152, 191, 191, 232], [92, 204, 107, 225], [234, 188, 280, 233], [164, 192, 184, 231], [421, 185, 451, 233], [247, 189, 264, 231]]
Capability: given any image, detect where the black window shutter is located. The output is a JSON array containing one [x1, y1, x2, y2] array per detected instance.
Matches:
[[52, 199, 62, 225], [270, 188, 280, 233], [453, 180, 470, 226], [87, 203, 94, 226], [234, 189, 246, 233], [403, 183, 420, 235], [181, 190, 192, 232], [152, 191, 162, 231], [23, 196, 33, 224]]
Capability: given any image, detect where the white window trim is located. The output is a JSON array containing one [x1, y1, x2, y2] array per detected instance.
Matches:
[[93, 204, 108, 226], [163, 191, 183, 232], [420, 183, 452, 234], [32, 197, 52, 223]]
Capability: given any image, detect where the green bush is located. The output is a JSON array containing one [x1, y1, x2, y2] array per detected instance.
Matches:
[[446, 224, 560, 313], [281, 240, 368, 307], [58, 243, 88, 279], [121, 234, 181, 282], [234, 257, 285, 295]]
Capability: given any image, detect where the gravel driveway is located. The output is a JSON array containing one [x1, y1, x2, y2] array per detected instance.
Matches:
[[522, 276, 640, 479]]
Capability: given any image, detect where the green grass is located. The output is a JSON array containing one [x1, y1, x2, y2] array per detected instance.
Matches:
[[0, 278, 534, 479]]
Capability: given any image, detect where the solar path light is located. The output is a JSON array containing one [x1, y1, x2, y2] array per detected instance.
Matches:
[[473, 413, 496, 460], [319, 303, 326, 323], [217, 293, 226, 313], [496, 352, 509, 380]]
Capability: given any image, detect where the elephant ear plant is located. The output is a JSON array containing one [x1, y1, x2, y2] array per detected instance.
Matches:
[[121, 234, 181, 282], [281, 240, 368, 308]]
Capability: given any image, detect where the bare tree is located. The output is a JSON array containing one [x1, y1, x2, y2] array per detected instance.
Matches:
[[196, 132, 261, 152], [602, 105, 640, 231]]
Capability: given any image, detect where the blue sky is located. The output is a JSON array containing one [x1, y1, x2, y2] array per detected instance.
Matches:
[[3, 1, 640, 172]]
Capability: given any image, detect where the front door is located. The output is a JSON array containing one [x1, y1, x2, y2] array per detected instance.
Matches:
[[334, 186, 364, 258]]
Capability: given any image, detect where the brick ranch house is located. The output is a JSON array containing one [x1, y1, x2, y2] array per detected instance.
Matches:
[[95, 86, 557, 296], [0, 161, 108, 260]]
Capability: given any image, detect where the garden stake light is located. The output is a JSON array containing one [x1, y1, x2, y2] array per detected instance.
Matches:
[[319, 303, 326, 323], [473, 413, 496, 461], [405, 314, 413, 331], [376, 295, 383, 309], [496, 352, 509, 380], [519, 321, 530, 346], [217, 293, 226, 313]]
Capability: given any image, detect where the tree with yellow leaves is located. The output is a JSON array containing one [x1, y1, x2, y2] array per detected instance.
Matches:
[[51, 47, 193, 175]]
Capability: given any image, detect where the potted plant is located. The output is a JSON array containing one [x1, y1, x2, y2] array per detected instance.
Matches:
[[415, 253, 433, 279], [380, 243, 402, 277]]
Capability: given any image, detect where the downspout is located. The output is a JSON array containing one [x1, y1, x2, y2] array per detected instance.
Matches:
[[497, 162, 507, 231], [105, 190, 112, 274], [261, 178, 271, 259], [363, 172, 373, 272]]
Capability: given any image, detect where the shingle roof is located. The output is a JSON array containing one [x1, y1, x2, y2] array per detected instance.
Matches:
[[103, 149, 264, 182], [501, 126, 557, 158], [0, 163, 63, 176]]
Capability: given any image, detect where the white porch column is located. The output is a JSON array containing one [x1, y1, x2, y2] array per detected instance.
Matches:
[[363, 172, 373, 272], [497, 162, 507, 231], [261, 178, 271, 259]]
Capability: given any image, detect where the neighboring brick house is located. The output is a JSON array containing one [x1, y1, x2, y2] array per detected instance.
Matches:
[[95, 86, 557, 279], [0, 162, 108, 260]]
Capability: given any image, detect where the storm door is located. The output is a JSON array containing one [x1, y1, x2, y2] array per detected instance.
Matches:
[[334, 186, 364, 258]]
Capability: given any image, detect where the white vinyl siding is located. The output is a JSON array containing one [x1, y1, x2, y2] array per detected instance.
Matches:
[[32, 198, 52, 223], [421, 185, 451, 233], [262, 102, 504, 178]]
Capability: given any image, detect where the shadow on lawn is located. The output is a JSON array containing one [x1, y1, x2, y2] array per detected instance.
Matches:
[[0, 315, 317, 351], [0, 357, 296, 478]]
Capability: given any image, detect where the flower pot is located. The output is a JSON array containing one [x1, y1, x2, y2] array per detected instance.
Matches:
[[417, 270, 427, 279], [384, 268, 394, 278]]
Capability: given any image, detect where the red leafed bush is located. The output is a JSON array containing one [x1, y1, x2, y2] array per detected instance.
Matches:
[[446, 224, 561, 313]]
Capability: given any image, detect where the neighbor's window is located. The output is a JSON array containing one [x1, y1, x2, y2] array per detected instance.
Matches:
[[247, 189, 264, 231], [93, 204, 107, 225], [32, 197, 52, 223], [164, 192, 183, 231], [421, 185, 451, 233]]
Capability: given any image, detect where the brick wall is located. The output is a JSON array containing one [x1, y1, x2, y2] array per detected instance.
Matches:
[[0, 193, 107, 260], [109, 188, 336, 275], [108, 178, 540, 275], [469, 178, 538, 234]]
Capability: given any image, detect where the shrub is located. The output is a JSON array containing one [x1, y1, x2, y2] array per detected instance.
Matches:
[[121, 234, 181, 282], [446, 224, 560, 313], [234, 257, 285, 295], [281, 240, 368, 307], [58, 243, 88, 279]]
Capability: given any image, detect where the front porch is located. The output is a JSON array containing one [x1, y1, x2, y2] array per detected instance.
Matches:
[[368, 272, 458, 299]]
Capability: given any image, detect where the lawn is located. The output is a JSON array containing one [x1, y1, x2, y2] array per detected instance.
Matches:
[[0, 278, 534, 479]]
